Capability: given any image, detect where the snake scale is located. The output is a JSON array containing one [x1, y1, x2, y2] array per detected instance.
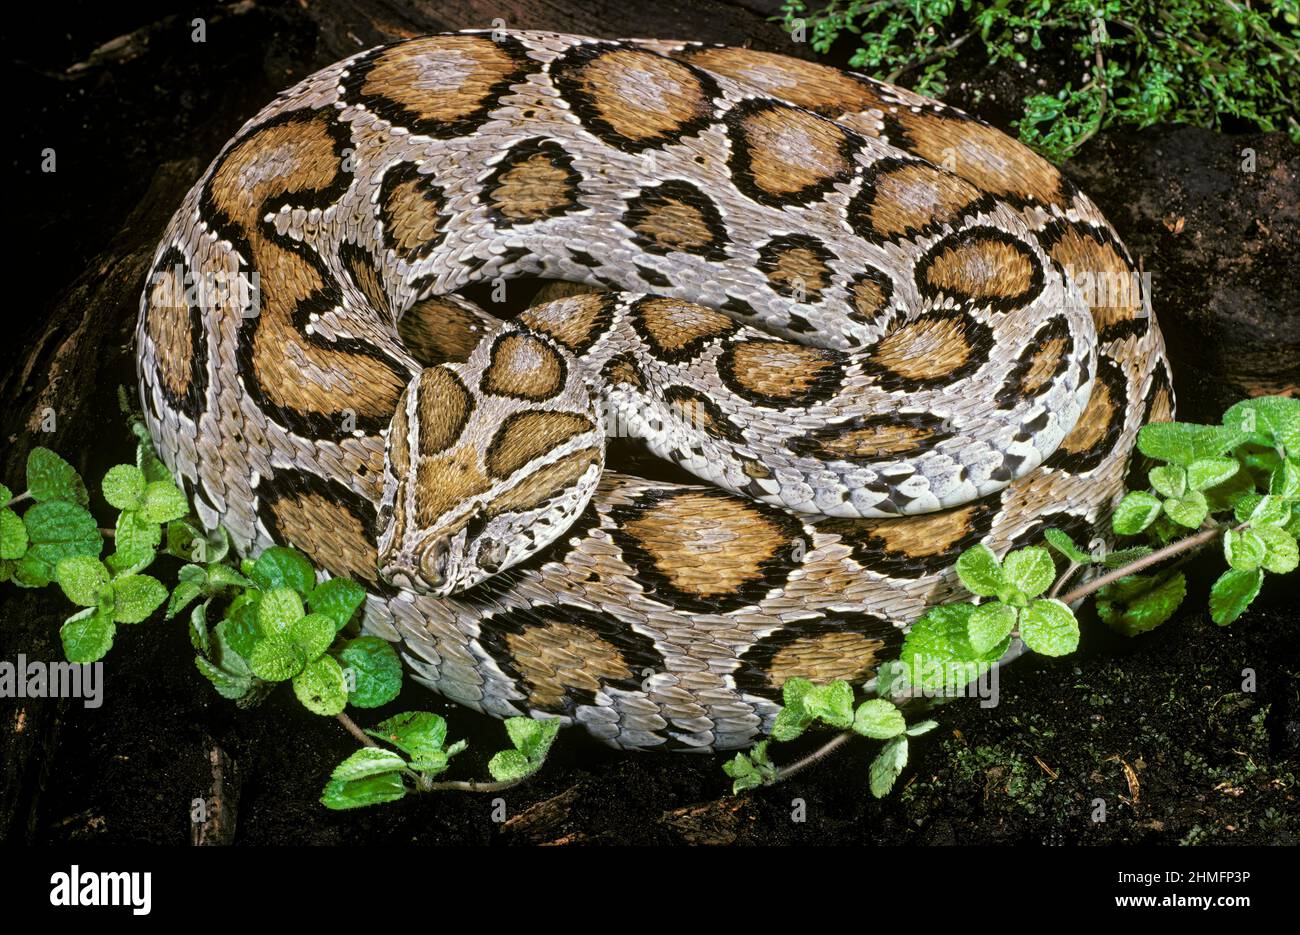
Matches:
[[137, 30, 1173, 751]]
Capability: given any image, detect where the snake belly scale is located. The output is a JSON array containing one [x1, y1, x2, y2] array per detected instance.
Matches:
[[137, 30, 1172, 751]]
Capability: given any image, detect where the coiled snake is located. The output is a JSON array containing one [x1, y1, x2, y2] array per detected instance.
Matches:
[[137, 30, 1172, 750]]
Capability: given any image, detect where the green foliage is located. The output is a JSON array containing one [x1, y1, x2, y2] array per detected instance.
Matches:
[[781, 0, 1300, 162]]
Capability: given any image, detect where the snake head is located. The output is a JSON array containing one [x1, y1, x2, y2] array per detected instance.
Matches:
[[377, 325, 605, 596]]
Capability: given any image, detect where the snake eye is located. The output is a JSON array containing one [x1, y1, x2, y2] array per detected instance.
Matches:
[[376, 501, 394, 528]]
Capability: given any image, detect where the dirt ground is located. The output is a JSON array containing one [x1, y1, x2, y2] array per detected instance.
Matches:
[[2, 0, 1296, 845]]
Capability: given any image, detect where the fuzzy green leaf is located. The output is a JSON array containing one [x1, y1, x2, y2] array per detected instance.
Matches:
[[505, 716, 561, 762], [955, 544, 1003, 596], [137, 481, 188, 524], [1270, 460, 1300, 500], [55, 555, 110, 607], [60, 608, 115, 663], [320, 772, 406, 811], [1097, 571, 1186, 636], [189, 600, 210, 656], [206, 563, 251, 590], [1043, 528, 1091, 564], [102, 464, 146, 511], [1112, 491, 1162, 535], [0, 508, 28, 560], [1224, 396, 1300, 455], [251, 545, 316, 596], [1137, 422, 1246, 467], [1163, 490, 1209, 528], [1209, 567, 1264, 626], [330, 747, 408, 783], [338, 635, 402, 708], [900, 603, 1006, 695], [309, 577, 367, 632], [15, 500, 102, 587], [292, 654, 349, 716], [967, 601, 1018, 655], [852, 698, 906, 740], [109, 574, 168, 623], [1256, 524, 1299, 574], [257, 587, 305, 637], [195, 654, 251, 701], [289, 613, 336, 662], [801, 680, 855, 729], [367, 712, 449, 762], [1186, 457, 1239, 492], [248, 635, 306, 682], [1247, 495, 1291, 528], [782, 676, 815, 712], [487, 749, 534, 783], [771, 705, 813, 742], [869, 736, 909, 799], [1001, 546, 1055, 598], [1223, 528, 1266, 572], [1148, 464, 1186, 498], [1020, 598, 1079, 656], [26, 447, 89, 506]]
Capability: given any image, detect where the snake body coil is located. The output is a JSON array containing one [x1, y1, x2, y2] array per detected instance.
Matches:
[[138, 31, 1172, 750]]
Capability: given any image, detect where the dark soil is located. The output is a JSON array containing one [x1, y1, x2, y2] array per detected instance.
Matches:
[[2, 0, 1297, 846]]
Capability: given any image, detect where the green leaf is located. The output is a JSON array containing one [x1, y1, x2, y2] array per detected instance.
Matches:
[[1209, 567, 1263, 626], [15, 500, 102, 586], [108, 574, 168, 624], [900, 603, 1006, 695], [955, 544, 1003, 596], [1001, 547, 1055, 598], [102, 465, 145, 511], [137, 481, 188, 524], [248, 635, 307, 682], [906, 719, 938, 737], [852, 698, 906, 739], [1247, 495, 1291, 527], [1101, 545, 1153, 568], [251, 545, 316, 596], [165, 519, 229, 564], [505, 716, 561, 762], [782, 676, 815, 712], [1043, 527, 1092, 565], [1224, 396, 1300, 455], [1096, 571, 1186, 636], [0, 507, 28, 559], [60, 608, 116, 663], [222, 601, 261, 659], [1148, 464, 1186, 498], [206, 563, 252, 590], [195, 654, 251, 701], [330, 747, 409, 782], [771, 705, 813, 742], [26, 447, 89, 506], [338, 635, 403, 708], [0, 483, 10, 504], [1256, 524, 1299, 574], [487, 749, 535, 783], [1186, 457, 1239, 492], [112, 509, 161, 562], [869, 736, 909, 799], [967, 601, 1018, 655], [309, 577, 367, 631], [292, 655, 349, 716], [1137, 422, 1246, 466], [723, 752, 765, 794], [1164, 490, 1209, 528], [257, 587, 305, 637], [1223, 528, 1266, 572], [1270, 460, 1300, 499], [321, 772, 407, 810], [801, 680, 855, 729], [189, 600, 210, 656], [55, 556, 110, 607], [166, 581, 203, 620], [289, 613, 337, 662], [367, 712, 449, 762], [1019, 598, 1079, 656], [1113, 491, 1163, 535]]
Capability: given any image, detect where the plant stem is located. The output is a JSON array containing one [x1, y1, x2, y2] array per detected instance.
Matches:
[[771, 732, 855, 783], [5, 491, 32, 508], [418, 775, 529, 793], [336, 712, 376, 747], [1048, 560, 1082, 598], [1057, 522, 1237, 606]]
